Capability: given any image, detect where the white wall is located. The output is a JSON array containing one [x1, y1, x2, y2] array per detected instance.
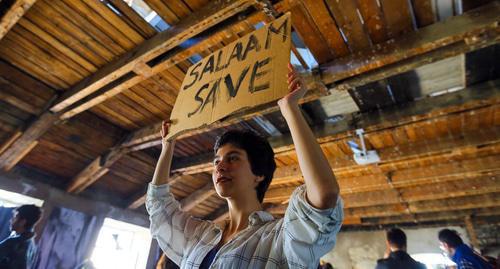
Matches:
[[322, 226, 469, 269]]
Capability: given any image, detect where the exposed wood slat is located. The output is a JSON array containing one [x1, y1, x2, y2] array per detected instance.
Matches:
[[357, 0, 389, 44], [0, 111, 58, 171], [66, 147, 130, 193], [411, 0, 435, 28], [380, 0, 414, 37], [324, 0, 371, 52], [300, 0, 349, 57], [0, 0, 37, 40], [127, 174, 198, 209], [180, 182, 216, 211], [170, 81, 500, 175], [321, 2, 500, 86], [50, 0, 254, 117]]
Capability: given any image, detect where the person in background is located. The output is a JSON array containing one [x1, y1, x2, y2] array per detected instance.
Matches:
[[438, 229, 492, 269], [0, 204, 42, 269], [375, 228, 426, 269]]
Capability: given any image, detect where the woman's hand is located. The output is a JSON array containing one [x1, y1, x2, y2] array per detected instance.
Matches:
[[278, 63, 307, 109], [160, 120, 171, 147], [152, 120, 176, 185]]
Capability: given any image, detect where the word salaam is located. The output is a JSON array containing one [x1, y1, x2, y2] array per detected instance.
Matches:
[[183, 17, 289, 118]]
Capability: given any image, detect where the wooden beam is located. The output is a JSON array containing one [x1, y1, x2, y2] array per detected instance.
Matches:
[[464, 216, 480, 250], [270, 126, 500, 188], [50, 0, 254, 117], [320, 2, 500, 88], [171, 80, 500, 175], [0, 111, 58, 171], [66, 147, 130, 193], [0, 166, 149, 228], [263, 155, 500, 205], [208, 205, 229, 222], [341, 193, 500, 219], [0, 61, 57, 171], [0, 0, 37, 40], [127, 174, 195, 209], [180, 182, 216, 212], [359, 207, 500, 226]]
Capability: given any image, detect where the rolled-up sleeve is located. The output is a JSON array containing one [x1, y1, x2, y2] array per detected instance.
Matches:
[[146, 183, 205, 265], [283, 185, 344, 268]]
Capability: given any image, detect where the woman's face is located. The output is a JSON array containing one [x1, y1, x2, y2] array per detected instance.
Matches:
[[212, 143, 263, 200]]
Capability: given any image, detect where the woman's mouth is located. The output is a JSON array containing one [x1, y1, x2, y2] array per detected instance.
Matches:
[[216, 176, 232, 184]]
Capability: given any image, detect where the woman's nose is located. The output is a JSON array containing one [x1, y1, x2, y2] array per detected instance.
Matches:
[[216, 159, 227, 172]]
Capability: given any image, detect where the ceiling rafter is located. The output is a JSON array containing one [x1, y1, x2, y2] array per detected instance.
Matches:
[[0, 0, 37, 40]]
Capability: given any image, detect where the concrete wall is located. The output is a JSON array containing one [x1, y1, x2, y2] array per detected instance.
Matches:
[[322, 226, 470, 269]]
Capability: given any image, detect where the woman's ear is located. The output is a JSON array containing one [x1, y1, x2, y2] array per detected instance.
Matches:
[[255, 175, 265, 184]]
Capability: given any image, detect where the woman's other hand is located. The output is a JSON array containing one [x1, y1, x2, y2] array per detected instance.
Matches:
[[278, 63, 306, 109]]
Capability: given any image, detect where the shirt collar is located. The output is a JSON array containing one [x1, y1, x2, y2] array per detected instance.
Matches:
[[248, 211, 274, 226]]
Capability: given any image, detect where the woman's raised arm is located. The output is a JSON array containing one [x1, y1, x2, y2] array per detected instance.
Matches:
[[151, 121, 176, 186], [278, 64, 340, 209]]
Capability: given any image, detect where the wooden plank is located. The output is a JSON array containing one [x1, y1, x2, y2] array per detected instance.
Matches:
[[324, 0, 371, 51], [169, 82, 500, 175], [29, 2, 116, 63], [411, 0, 435, 28], [22, 5, 107, 67], [464, 216, 480, 250], [66, 147, 129, 193], [127, 174, 196, 209], [180, 182, 216, 211], [380, 0, 414, 38], [49, 0, 254, 114], [265, 160, 500, 206], [287, 0, 334, 63], [105, 0, 156, 38], [47, 0, 127, 57], [0, 82, 40, 114], [6, 30, 82, 83], [321, 2, 500, 85], [360, 207, 500, 225], [0, 0, 37, 40], [0, 111, 58, 171], [12, 25, 90, 79], [300, 0, 349, 57], [16, 17, 97, 73], [0, 37, 70, 89], [357, 0, 389, 44], [144, 0, 180, 25], [80, 0, 145, 45]]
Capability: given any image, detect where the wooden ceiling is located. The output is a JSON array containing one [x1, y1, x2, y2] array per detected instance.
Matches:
[[0, 0, 499, 239]]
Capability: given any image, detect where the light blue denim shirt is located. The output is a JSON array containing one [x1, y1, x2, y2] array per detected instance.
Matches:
[[146, 183, 343, 268]]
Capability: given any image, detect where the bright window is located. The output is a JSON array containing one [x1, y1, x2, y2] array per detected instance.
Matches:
[[412, 253, 456, 269], [0, 189, 44, 207], [90, 218, 152, 269]]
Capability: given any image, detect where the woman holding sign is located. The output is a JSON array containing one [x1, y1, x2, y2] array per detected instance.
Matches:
[[147, 64, 343, 269]]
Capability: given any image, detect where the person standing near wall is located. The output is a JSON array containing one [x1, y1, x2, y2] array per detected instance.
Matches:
[[0, 204, 42, 269], [438, 229, 492, 269], [375, 228, 426, 269]]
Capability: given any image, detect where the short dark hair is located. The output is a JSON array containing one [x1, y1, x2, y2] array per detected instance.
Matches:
[[16, 204, 42, 230], [214, 130, 276, 203], [386, 228, 407, 249], [438, 229, 464, 248]]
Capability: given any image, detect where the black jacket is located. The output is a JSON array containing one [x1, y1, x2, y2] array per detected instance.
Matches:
[[375, 250, 426, 269], [0, 232, 37, 269]]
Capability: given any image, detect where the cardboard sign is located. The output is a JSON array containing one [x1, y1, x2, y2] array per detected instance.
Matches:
[[167, 13, 291, 139]]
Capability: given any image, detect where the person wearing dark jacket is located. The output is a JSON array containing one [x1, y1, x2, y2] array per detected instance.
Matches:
[[438, 229, 492, 269], [0, 204, 42, 269], [376, 228, 426, 269]]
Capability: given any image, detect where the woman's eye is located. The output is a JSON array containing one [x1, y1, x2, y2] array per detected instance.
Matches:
[[213, 159, 220, 165], [229, 156, 238, 162]]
